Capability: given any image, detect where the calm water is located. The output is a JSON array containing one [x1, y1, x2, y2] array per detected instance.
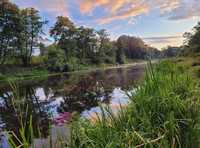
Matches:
[[0, 64, 144, 147]]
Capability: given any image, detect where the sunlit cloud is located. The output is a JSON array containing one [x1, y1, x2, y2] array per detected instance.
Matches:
[[79, 0, 182, 24], [78, 0, 200, 24], [79, 0, 110, 14], [143, 35, 184, 49], [166, 0, 200, 20], [97, 3, 149, 24], [12, 0, 69, 17]]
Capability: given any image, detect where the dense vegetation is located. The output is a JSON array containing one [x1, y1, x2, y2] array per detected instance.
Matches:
[[0, 0, 161, 77]]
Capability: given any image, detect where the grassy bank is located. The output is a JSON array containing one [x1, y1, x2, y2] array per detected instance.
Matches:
[[171, 55, 200, 79], [7, 60, 200, 147], [0, 68, 49, 83], [70, 60, 200, 147]]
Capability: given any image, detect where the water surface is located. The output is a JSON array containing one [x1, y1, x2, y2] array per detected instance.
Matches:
[[0, 64, 144, 147]]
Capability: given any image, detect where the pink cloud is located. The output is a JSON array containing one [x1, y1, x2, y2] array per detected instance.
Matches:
[[12, 0, 69, 17], [78, 0, 200, 24], [97, 2, 149, 24], [143, 35, 184, 49], [79, 0, 110, 14]]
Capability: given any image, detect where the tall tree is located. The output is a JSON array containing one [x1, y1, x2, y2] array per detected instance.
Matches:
[[50, 16, 76, 59], [19, 8, 46, 66], [0, 0, 19, 64], [76, 26, 97, 62]]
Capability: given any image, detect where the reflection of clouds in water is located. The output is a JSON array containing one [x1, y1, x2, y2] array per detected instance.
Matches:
[[48, 97, 64, 117], [35, 88, 53, 101], [111, 88, 129, 105], [82, 87, 137, 120], [35, 88, 64, 117]]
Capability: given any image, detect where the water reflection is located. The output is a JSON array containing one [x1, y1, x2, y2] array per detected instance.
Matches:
[[0, 65, 144, 147], [0, 86, 51, 139]]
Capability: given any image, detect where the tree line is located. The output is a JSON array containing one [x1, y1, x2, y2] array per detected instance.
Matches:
[[0, 0, 161, 72]]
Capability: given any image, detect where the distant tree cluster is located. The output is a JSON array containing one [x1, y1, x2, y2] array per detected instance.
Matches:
[[0, 0, 161, 72], [161, 46, 182, 57]]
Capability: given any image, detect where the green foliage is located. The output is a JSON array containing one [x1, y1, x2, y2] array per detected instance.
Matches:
[[0, 0, 20, 64], [0, 0, 46, 66], [46, 46, 67, 72], [0, 68, 48, 82], [70, 60, 200, 147]]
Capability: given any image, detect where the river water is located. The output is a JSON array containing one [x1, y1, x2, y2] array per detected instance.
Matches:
[[0, 63, 144, 147]]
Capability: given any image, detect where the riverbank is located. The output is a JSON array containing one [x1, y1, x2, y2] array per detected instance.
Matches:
[[69, 60, 200, 147], [170, 55, 200, 80], [6, 60, 200, 147], [0, 61, 146, 84]]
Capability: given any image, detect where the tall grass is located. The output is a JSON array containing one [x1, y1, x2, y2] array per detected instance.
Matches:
[[70, 60, 200, 148]]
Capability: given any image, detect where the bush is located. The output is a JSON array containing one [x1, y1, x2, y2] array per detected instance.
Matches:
[[46, 48, 68, 72], [31, 56, 46, 66]]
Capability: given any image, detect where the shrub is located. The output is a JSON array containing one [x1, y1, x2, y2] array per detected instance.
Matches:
[[46, 48, 68, 72]]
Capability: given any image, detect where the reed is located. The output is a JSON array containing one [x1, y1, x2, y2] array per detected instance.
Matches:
[[70, 60, 200, 147]]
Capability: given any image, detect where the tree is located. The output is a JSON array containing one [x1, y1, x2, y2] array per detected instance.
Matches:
[[96, 29, 116, 64], [0, 0, 20, 64], [50, 16, 76, 59], [184, 22, 200, 53], [18, 8, 47, 66], [116, 35, 148, 60], [162, 46, 180, 57], [50, 16, 74, 42], [45, 45, 67, 72]]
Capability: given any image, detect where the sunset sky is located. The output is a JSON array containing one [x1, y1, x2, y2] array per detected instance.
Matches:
[[11, 0, 200, 49]]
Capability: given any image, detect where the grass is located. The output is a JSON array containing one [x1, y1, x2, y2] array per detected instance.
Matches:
[[0, 68, 48, 83], [6, 60, 200, 147], [172, 55, 200, 79], [69, 60, 200, 148]]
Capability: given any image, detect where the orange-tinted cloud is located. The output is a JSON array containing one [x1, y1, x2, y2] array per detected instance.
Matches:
[[78, 0, 200, 24], [143, 35, 184, 49], [79, 0, 110, 14], [98, 3, 149, 24]]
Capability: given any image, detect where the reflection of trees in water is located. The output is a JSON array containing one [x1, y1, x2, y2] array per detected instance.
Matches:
[[0, 86, 52, 139], [58, 76, 111, 113]]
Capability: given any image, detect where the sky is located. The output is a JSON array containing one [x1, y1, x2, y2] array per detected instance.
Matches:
[[11, 0, 200, 50]]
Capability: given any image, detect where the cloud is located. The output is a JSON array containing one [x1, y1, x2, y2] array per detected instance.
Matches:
[[143, 35, 184, 49], [78, 0, 200, 24], [12, 0, 69, 17], [79, 0, 110, 14], [166, 0, 200, 20], [97, 3, 149, 24]]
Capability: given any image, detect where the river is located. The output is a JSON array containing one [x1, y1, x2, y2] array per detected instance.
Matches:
[[0, 63, 145, 147]]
